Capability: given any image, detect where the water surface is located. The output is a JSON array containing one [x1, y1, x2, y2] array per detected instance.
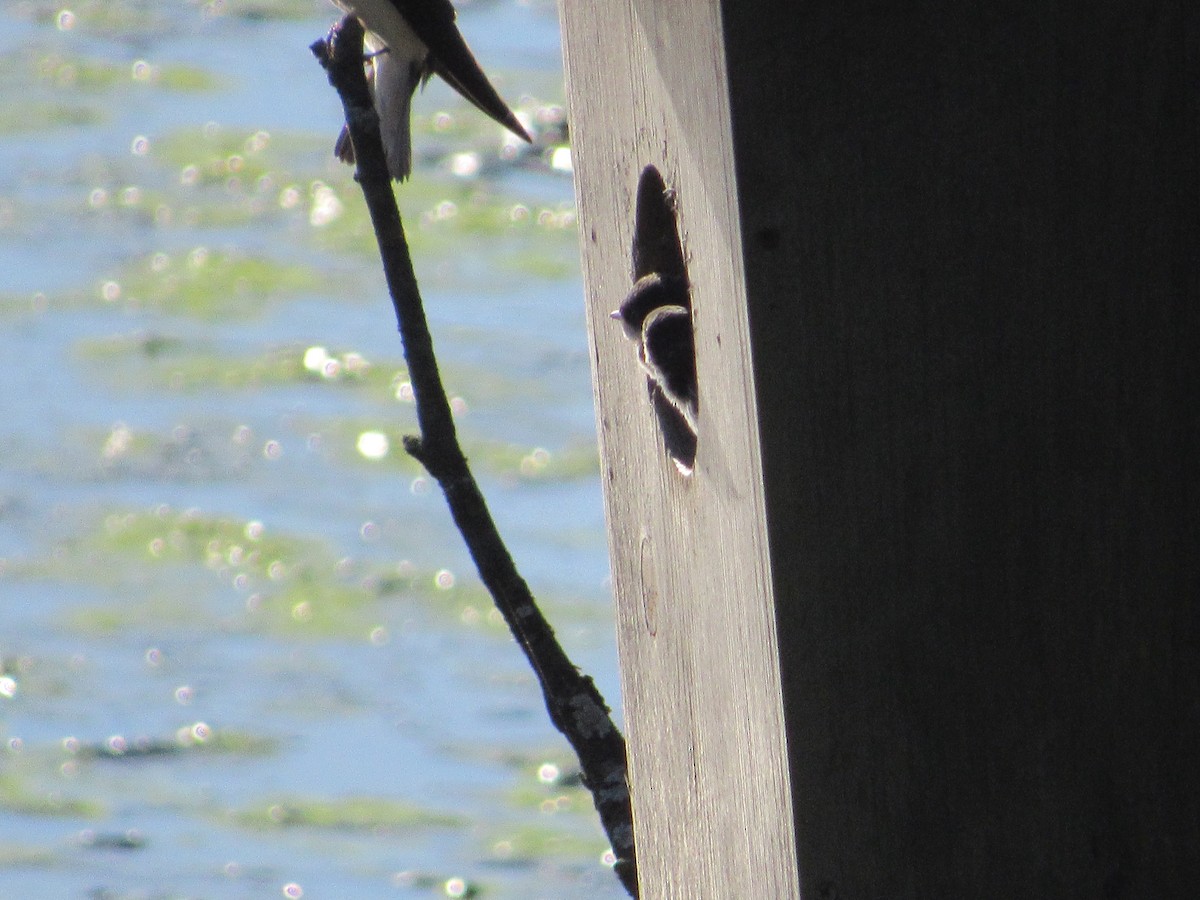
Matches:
[[0, 2, 624, 897]]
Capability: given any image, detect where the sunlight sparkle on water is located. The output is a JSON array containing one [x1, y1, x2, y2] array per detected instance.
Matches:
[[449, 152, 481, 178], [356, 431, 389, 460], [520, 447, 551, 476], [281, 882, 303, 899], [103, 423, 133, 459], [308, 182, 342, 227], [245, 130, 270, 153], [302, 345, 328, 373], [279, 185, 301, 209], [434, 569, 455, 590], [537, 206, 575, 229], [551, 146, 573, 173]]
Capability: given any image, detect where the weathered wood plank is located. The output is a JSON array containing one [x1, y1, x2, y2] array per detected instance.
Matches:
[[563, 1, 1199, 897], [560, 1, 800, 897]]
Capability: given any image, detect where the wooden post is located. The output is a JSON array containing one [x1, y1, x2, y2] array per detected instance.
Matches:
[[560, 2, 1199, 897]]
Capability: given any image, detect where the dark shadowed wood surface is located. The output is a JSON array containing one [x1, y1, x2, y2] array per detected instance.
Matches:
[[562, 1, 1199, 897]]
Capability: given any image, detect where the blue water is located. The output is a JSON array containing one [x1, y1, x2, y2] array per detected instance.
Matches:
[[0, 2, 624, 897]]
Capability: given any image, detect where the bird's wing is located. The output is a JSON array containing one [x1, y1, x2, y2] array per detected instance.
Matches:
[[641, 305, 698, 410], [393, 0, 531, 142]]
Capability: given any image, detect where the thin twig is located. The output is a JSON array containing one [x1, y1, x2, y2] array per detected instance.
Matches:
[[312, 18, 638, 896]]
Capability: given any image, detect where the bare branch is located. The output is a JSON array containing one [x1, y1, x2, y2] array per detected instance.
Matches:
[[313, 18, 638, 896]]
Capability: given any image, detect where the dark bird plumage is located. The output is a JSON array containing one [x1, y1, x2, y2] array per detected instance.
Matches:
[[612, 272, 698, 438], [332, 0, 532, 180]]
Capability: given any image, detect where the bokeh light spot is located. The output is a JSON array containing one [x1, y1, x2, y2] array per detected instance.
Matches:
[[356, 431, 389, 460]]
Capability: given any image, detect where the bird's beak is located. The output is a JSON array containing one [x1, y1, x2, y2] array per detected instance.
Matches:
[[609, 309, 622, 320]]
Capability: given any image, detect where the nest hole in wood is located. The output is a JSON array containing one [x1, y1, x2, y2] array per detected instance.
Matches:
[[612, 165, 697, 475]]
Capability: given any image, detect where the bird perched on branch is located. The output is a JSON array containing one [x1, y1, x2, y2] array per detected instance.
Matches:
[[331, 0, 532, 180]]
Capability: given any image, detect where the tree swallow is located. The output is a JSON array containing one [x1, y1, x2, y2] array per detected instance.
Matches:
[[612, 272, 698, 473], [331, 0, 532, 180]]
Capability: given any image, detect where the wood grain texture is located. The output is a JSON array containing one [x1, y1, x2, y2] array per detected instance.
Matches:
[[559, 1, 800, 897], [564, 1, 1197, 897]]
